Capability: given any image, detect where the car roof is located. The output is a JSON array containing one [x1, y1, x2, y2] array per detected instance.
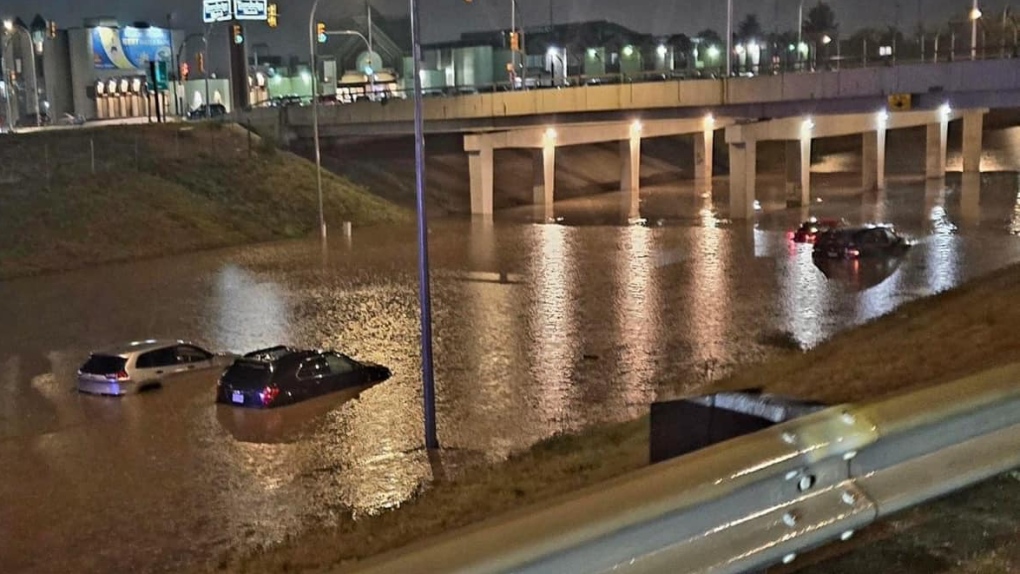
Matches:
[[242, 346, 320, 364], [93, 339, 191, 357]]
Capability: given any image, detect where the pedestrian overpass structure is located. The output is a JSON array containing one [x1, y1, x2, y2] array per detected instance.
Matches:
[[238, 58, 1015, 218]]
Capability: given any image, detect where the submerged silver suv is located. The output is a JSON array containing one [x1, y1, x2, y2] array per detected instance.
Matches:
[[77, 339, 232, 396]]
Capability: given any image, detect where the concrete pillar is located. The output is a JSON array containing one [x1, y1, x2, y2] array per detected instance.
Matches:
[[784, 138, 811, 206], [862, 129, 887, 191], [926, 121, 948, 179], [728, 141, 757, 220], [962, 111, 984, 173], [469, 145, 494, 215], [620, 135, 641, 192], [694, 128, 714, 182], [532, 144, 555, 206]]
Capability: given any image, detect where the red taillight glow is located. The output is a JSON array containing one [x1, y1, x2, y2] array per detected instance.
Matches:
[[847, 249, 860, 258], [107, 370, 130, 381], [259, 386, 280, 406]]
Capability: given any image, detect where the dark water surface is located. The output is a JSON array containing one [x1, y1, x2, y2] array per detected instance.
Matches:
[[3, 152, 1020, 572]]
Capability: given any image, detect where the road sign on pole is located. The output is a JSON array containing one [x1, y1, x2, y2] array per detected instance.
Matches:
[[234, 0, 268, 20], [203, 0, 233, 23]]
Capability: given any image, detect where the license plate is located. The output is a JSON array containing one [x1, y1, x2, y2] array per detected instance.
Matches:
[[231, 391, 244, 404]]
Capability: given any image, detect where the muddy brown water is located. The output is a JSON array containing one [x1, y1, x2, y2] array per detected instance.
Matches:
[[4, 132, 1020, 573]]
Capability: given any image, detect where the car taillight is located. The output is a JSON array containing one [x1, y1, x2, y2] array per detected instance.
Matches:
[[107, 370, 130, 381], [847, 248, 860, 258], [259, 386, 280, 406]]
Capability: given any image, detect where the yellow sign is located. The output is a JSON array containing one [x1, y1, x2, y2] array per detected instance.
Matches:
[[888, 93, 912, 111]]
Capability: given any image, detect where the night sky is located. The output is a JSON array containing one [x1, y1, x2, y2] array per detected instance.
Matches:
[[4, 0, 999, 58]]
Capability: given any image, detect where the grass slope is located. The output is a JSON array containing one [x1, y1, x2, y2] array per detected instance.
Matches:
[[0, 123, 409, 279], [219, 264, 1020, 573]]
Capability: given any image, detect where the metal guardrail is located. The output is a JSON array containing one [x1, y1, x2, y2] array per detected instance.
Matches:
[[344, 363, 1020, 574]]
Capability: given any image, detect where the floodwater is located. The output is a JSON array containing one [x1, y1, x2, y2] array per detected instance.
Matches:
[[4, 138, 1020, 573]]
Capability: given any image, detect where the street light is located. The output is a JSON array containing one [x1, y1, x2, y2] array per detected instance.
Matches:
[[3, 19, 41, 126]]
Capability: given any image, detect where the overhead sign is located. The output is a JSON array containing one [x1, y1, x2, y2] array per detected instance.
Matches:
[[234, 0, 268, 20], [203, 0, 233, 23], [91, 26, 172, 70]]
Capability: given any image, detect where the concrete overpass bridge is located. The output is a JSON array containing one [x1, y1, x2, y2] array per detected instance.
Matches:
[[238, 58, 1016, 218]]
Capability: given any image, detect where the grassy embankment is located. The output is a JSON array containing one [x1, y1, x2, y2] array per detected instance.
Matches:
[[0, 123, 409, 279], [219, 263, 1020, 573]]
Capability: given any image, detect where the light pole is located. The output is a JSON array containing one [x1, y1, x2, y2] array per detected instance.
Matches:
[[3, 20, 40, 126], [308, 0, 327, 242], [970, 0, 982, 60], [409, 0, 438, 451], [726, 0, 733, 77], [797, 0, 805, 70]]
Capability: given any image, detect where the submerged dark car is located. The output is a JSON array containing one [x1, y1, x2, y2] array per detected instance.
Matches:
[[216, 346, 391, 408], [791, 217, 843, 243], [813, 225, 911, 259]]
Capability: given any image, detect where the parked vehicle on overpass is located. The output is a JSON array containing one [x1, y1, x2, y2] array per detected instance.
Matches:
[[187, 103, 228, 120], [77, 339, 234, 396], [216, 346, 391, 409], [813, 225, 911, 259]]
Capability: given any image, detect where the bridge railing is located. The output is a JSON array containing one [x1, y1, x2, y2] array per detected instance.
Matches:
[[343, 363, 1020, 574]]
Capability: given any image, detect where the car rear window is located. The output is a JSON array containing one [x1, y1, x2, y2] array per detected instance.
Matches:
[[221, 361, 272, 389], [80, 355, 127, 375]]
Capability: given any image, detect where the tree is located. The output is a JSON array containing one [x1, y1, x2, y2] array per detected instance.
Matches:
[[737, 14, 763, 43], [803, 1, 838, 36], [695, 28, 723, 47]]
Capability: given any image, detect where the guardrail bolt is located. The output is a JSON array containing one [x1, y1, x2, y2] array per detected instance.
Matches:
[[841, 491, 857, 506], [840, 530, 855, 541], [842, 450, 858, 461], [797, 475, 816, 492], [784, 470, 800, 481], [782, 512, 799, 527], [782, 553, 797, 564], [781, 432, 797, 444], [840, 411, 857, 425]]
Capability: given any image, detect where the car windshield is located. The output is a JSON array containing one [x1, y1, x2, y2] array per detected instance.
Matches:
[[80, 354, 127, 375]]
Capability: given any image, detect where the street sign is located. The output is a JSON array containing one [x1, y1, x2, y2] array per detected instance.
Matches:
[[234, 0, 268, 20], [203, 0, 232, 23], [888, 93, 912, 111]]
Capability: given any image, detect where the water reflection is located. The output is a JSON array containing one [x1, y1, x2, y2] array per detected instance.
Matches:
[[211, 265, 291, 353], [924, 180, 961, 294], [613, 226, 657, 413]]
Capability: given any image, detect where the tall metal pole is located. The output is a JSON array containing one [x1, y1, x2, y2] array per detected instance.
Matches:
[[971, 0, 979, 60], [725, 0, 733, 77], [511, 0, 517, 87], [309, 0, 327, 242], [203, 25, 212, 119], [798, 0, 804, 69], [410, 0, 438, 451], [5, 24, 41, 126]]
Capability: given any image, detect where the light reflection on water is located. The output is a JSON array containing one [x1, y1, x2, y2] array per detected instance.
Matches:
[[3, 169, 1020, 572]]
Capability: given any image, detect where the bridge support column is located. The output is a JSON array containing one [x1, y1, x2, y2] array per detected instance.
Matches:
[[926, 120, 948, 179], [729, 141, 757, 220], [784, 137, 811, 206], [862, 128, 887, 191], [962, 111, 984, 173], [620, 134, 641, 192], [469, 145, 494, 215], [694, 128, 714, 182], [532, 144, 556, 206]]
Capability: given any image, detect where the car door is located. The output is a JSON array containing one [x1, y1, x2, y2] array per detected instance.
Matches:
[[135, 347, 180, 381], [175, 345, 214, 372], [295, 356, 330, 399], [324, 353, 364, 391]]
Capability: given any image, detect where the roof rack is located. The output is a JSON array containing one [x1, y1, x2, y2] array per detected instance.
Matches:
[[243, 345, 296, 362]]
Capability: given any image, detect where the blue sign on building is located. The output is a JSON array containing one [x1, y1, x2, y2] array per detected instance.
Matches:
[[91, 26, 172, 70]]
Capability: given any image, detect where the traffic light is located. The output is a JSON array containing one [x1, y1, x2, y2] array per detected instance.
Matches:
[[180, 62, 190, 81], [509, 31, 519, 52], [47, 20, 57, 39], [232, 23, 244, 45], [197, 52, 205, 74], [267, 4, 278, 28], [316, 22, 327, 43]]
